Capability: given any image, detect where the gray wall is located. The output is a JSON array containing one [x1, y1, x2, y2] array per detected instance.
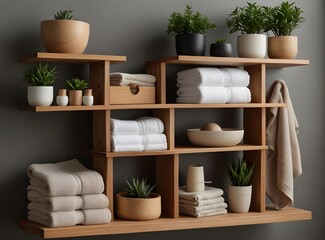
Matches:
[[0, 0, 323, 239]]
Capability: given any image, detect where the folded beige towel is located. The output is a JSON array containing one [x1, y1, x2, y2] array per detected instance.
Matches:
[[110, 72, 156, 86], [27, 159, 104, 196], [179, 202, 228, 212], [179, 196, 225, 206], [266, 80, 302, 209], [28, 208, 111, 227], [28, 191, 109, 211], [179, 186, 223, 201], [180, 207, 227, 218]]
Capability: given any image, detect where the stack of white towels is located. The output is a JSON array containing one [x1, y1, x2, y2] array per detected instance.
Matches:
[[27, 159, 111, 227], [176, 67, 251, 104], [110, 116, 167, 152], [110, 72, 156, 86], [179, 186, 227, 218]]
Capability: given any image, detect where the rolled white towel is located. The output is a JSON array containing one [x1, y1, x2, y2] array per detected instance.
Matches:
[[110, 117, 164, 135], [28, 208, 111, 227], [27, 159, 104, 197], [220, 68, 250, 87], [177, 68, 224, 87], [110, 72, 156, 86], [176, 86, 228, 104], [28, 191, 109, 211], [226, 87, 251, 103]]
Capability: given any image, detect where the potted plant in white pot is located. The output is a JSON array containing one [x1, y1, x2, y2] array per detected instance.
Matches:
[[226, 158, 254, 213], [65, 78, 89, 106], [23, 62, 57, 107], [166, 5, 216, 56], [265, 1, 305, 59], [41, 8, 89, 54], [210, 38, 233, 57], [116, 177, 161, 221], [226, 2, 267, 58]]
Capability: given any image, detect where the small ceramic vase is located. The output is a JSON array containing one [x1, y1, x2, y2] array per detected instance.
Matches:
[[83, 89, 94, 106], [56, 89, 68, 106]]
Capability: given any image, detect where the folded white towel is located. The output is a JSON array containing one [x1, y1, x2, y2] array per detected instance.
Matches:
[[179, 196, 225, 206], [110, 117, 164, 135], [177, 68, 224, 87], [111, 134, 167, 146], [179, 202, 228, 212], [179, 186, 224, 201], [28, 208, 111, 227], [28, 191, 109, 211], [111, 144, 144, 152], [220, 68, 250, 87], [27, 159, 104, 196], [144, 142, 167, 151], [180, 207, 227, 218], [226, 87, 251, 103], [176, 86, 228, 104], [110, 72, 156, 86]]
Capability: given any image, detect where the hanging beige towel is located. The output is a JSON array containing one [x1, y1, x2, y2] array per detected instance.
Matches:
[[266, 79, 302, 209]]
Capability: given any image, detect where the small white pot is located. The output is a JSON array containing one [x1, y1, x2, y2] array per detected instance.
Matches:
[[82, 96, 94, 106], [228, 185, 252, 213], [27, 86, 53, 107], [56, 96, 68, 106], [237, 34, 266, 58]]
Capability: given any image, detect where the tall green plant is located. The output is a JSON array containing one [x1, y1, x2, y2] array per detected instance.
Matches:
[[125, 177, 156, 198], [226, 2, 267, 34], [265, 1, 305, 36], [23, 62, 57, 86], [226, 158, 254, 186], [166, 5, 216, 36]]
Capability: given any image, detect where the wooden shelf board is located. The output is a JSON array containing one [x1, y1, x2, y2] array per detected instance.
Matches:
[[21, 105, 109, 112], [85, 144, 268, 158], [19, 207, 311, 239], [146, 55, 309, 68], [19, 52, 126, 64]]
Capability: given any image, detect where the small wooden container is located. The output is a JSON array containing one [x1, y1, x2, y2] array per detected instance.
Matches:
[[109, 84, 155, 104]]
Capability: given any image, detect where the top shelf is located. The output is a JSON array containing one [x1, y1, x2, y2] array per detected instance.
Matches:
[[146, 55, 309, 68], [19, 52, 127, 64]]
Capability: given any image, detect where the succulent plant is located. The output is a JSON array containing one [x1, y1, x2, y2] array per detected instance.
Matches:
[[54, 9, 74, 20], [125, 177, 156, 198], [65, 78, 88, 90], [23, 62, 57, 86], [215, 37, 228, 44], [226, 158, 254, 186]]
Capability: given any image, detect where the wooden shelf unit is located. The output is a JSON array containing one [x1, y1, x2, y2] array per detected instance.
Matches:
[[20, 53, 311, 238]]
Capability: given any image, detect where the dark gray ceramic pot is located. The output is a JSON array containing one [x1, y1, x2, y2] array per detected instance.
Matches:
[[175, 33, 206, 56], [210, 43, 233, 57]]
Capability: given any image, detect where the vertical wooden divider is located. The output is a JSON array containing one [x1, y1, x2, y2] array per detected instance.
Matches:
[[90, 61, 114, 218], [146, 63, 166, 104], [243, 64, 266, 212]]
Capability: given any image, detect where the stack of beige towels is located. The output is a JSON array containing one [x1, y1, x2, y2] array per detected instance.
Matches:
[[27, 159, 111, 227], [176, 67, 251, 104], [179, 186, 227, 217]]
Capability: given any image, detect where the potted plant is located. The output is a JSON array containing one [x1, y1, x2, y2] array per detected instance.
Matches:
[[210, 38, 233, 57], [23, 62, 57, 107], [116, 177, 161, 221], [166, 5, 216, 56], [65, 78, 89, 106], [41, 8, 89, 54], [226, 158, 254, 213], [265, 1, 305, 59], [226, 2, 267, 58]]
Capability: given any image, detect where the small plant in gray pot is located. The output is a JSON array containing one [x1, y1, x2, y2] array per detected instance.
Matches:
[[226, 158, 254, 213], [166, 5, 216, 56], [23, 62, 57, 107], [264, 1, 305, 59], [65, 78, 88, 106], [210, 38, 233, 57]]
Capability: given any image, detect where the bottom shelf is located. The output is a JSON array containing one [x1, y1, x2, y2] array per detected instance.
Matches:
[[20, 207, 311, 239]]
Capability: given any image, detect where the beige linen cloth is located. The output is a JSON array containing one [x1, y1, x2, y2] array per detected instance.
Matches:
[[266, 79, 302, 209]]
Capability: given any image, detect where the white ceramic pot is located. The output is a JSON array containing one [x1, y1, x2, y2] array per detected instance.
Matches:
[[56, 96, 68, 106], [83, 96, 94, 106], [228, 185, 252, 213], [27, 86, 53, 107], [186, 165, 205, 192], [237, 34, 266, 58]]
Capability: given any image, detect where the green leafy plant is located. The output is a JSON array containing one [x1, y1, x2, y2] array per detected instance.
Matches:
[[23, 62, 57, 86], [125, 177, 156, 198], [215, 37, 228, 44], [226, 2, 267, 34], [227, 158, 254, 186], [65, 78, 88, 90], [54, 9, 74, 20], [166, 5, 216, 36], [264, 1, 305, 36]]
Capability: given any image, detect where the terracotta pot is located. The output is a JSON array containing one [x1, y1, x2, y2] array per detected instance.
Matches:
[[68, 90, 83, 106], [41, 20, 89, 54], [237, 34, 266, 58], [227, 185, 252, 213], [116, 192, 161, 220], [27, 86, 53, 107], [268, 36, 298, 59]]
